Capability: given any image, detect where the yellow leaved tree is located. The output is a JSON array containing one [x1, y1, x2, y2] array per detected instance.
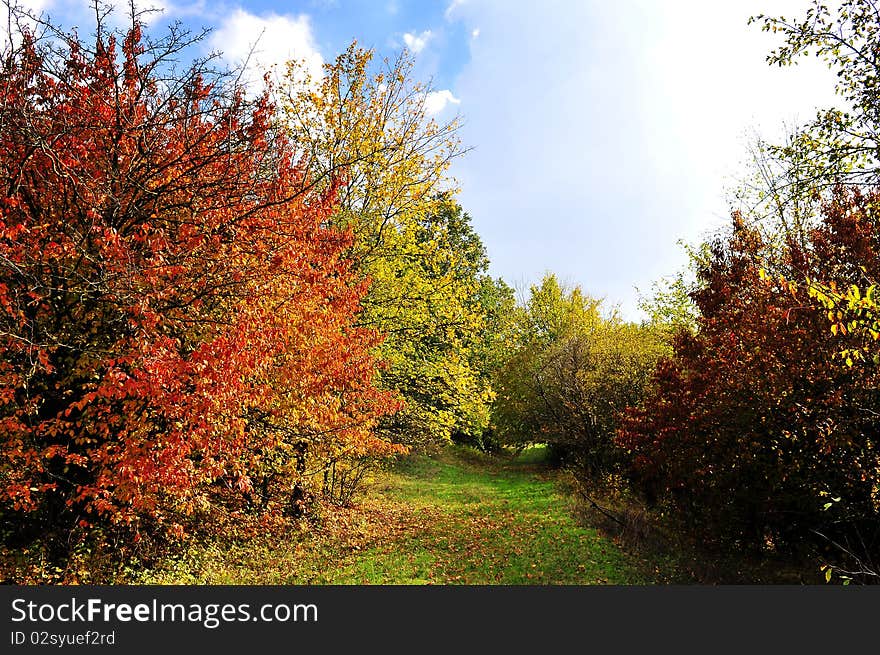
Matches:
[[277, 42, 503, 447]]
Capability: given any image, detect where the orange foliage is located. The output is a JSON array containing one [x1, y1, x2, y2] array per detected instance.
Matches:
[[0, 20, 400, 551]]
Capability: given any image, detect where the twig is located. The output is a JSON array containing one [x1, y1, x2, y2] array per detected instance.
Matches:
[[577, 488, 625, 528]]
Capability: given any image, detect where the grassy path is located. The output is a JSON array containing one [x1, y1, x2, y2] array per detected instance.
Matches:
[[141, 447, 653, 584]]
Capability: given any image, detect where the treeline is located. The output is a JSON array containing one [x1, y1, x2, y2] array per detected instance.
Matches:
[[486, 2, 880, 582]]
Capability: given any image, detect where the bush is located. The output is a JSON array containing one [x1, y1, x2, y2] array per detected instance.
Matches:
[[618, 207, 880, 561]]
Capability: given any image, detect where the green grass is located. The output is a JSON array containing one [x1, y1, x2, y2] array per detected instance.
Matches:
[[138, 446, 653, 584], [329, 447, 650, 584]]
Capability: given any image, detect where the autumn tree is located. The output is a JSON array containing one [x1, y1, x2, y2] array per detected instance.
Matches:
[[455, 272, 516, 451], [618, 209, 880, 568], [637, 240, 708, 339], [706, 2, 880, 577], [748, 3, 880, 371], [492, 274, 668, 480], [0, 4, 398, 574], [751, 0, 880, 191], [277, 45, 494, 446]]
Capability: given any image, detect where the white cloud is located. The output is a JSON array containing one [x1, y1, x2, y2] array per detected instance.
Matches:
[[1, 0, 51, 49], [425, 89, 460, 115], [471, 28, 480, 39], [210, 9, 323, 91], [444, 0, 466, 20], [448, 0, 840, 320], [403, 29, 432, 54]]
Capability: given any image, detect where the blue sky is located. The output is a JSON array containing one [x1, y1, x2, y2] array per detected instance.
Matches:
[[10, 0, 842, 318]]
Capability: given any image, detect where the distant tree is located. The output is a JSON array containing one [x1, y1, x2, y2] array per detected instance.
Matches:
[[493, 274, 668, 479], [637, 240, 706, 337]]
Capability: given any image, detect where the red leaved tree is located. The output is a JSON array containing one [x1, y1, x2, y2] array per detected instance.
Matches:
[[0, 6, 399, 566], [618, 206, 880, 565]]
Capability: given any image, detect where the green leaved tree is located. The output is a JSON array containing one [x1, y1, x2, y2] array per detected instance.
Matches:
[[277, 44, 499, 446]]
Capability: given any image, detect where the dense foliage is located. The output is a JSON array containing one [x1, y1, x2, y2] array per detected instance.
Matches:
[[618, 206, 880, 560], [278, 45, 498, 447], [604, 0, 880, 581], [0, 10, 399, 575], [7, 0, 880, 585], [492, 275, 668, 480]]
